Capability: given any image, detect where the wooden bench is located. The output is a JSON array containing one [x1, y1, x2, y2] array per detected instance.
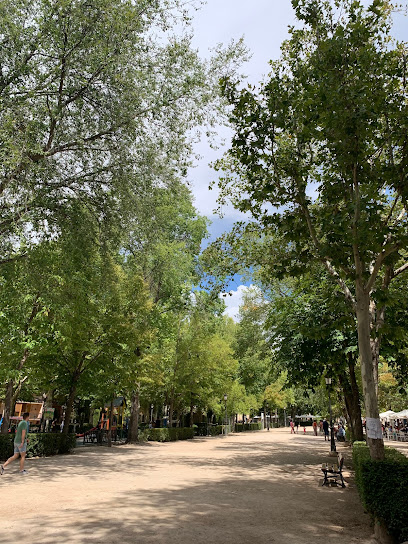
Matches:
[[321, 453, 345, 487]]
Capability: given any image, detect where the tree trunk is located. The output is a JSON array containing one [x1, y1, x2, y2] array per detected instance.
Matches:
[[169, 393, 174, 429], [1, 380, 14, 434], [107, 398, 114, 447], [11, 375, 28, 411], [62, 379, 78, 436], [356, 285, 384, 460], [1, 347, 31, 435], [339, 367, 364, 442], [348, 355, 364, 441], [127, 386, 140, 443], [189, 395, 194, 428]]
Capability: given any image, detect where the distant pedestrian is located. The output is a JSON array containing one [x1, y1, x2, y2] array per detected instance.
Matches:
[[313, 420, 318, 436], [1, 412, 30, 476], [323, 418, 329, 441], [337, 424, 346, 441], [290, 420, 295, 434], [303, 425, 306, 434], [295, 421, 299, 433]]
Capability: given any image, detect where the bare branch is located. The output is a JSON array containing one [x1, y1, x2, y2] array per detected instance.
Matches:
[[393, 260, 408, 278]]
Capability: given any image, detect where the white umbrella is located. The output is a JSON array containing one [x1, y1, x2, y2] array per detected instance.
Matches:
[[393, 409, 408, 419], [379, 410, 397, 419], [389, 412, 400, 419]]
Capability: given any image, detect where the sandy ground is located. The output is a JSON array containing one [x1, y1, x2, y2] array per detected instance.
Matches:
[[1, 428, 377, 544]]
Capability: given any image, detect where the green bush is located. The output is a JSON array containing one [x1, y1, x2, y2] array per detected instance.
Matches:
[[82, 423, 94, 433], [234, 423, 262, 432], [0, 435, 13, 461], [0, 433, 76, 460], [175, 428, 195, 440], [353, 441, 408, 542], [209, 425, 223, 436], [143, 427, 195, 442]]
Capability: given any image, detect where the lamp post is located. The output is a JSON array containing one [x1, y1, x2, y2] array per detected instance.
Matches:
[[224, 394, 228, 436], [325, 377, 336, 453], [266, 402, 270, 431], [150, 404, 154, 426]]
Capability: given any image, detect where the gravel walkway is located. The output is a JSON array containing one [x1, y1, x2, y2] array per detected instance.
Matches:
[[1, 428, 376, 544]]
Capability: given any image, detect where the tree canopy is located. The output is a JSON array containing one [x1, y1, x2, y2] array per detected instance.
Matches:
[[212, 0, 408, 459]]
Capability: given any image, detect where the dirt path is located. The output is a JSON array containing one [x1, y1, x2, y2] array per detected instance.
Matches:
[[1, 428, 375, 544]]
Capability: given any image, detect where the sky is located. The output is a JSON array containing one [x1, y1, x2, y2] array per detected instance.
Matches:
[[186, 0, 408, 320], [186, 1, 296, 319]]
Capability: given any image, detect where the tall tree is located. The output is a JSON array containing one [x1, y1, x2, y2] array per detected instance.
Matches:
[[234, 287, 274, 397], [0, 0, 243, 264], [266, 273, 364, 441], [214, 0, 408, 459]]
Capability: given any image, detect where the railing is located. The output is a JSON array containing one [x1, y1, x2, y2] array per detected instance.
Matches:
[[82, 427, 127, 445]]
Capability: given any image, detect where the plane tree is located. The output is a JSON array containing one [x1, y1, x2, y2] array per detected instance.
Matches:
[[214, 0, 408, 459]]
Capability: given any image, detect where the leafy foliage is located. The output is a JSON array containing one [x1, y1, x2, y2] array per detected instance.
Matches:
[[0, 433, 76, 460], [353, 441, 408, 542]]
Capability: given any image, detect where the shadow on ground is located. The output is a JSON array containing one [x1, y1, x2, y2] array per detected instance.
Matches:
[[0, 433, 372, 544]]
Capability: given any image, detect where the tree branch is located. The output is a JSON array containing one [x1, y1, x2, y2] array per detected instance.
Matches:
[[393, 261, 408, 278], [365, 244, 399, 293], [0, 254, 28, 266], [322, 259, 357, 309]]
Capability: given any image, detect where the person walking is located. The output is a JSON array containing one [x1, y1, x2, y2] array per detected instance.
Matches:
[[1, 412, 30, 476], [322, 418, 329, 441], [313, 420, 318, 436], [290, 420, 295, 434]]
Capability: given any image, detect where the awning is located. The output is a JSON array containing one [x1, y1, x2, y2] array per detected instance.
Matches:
[[379, 410, 397, 419], [392, 409, 408, 419]]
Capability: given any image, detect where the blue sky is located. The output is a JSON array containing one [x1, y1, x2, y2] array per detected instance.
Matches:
[[186, 0, 408, 319]]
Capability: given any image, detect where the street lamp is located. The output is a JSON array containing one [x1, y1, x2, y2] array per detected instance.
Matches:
[[266, 402, 270, 431], [224, 394, 228, 436], [150, 404, 154, 426], [325, 377, 336, 453]]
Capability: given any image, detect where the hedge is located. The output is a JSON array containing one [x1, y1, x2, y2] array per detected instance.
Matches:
[[234, 423, 262, 432], [353, 441, 408, 543], [0, 433, 77, 461], [141, 427, 195, 442], [209, 425, 223, 436]]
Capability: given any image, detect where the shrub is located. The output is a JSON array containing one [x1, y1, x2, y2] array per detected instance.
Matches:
[[194, 423, 207, 436], [353, 441, 408, 542], [234, 423, 262, 432], [82, 423, 93, 433], [0, 434, 13, 461], [208, 425, 223, 436], [175, 428, 195, 440], [144, 427, 195, 442], [0, 433, 76, 460]]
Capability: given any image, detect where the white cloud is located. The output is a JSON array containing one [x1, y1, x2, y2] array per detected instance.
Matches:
[[220, 284, 254, 322], [187, 1, 295, 229]]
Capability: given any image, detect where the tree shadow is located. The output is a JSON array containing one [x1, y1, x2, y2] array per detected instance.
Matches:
[[1, 472, 371, 544], [0, 433, 372, 544]]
